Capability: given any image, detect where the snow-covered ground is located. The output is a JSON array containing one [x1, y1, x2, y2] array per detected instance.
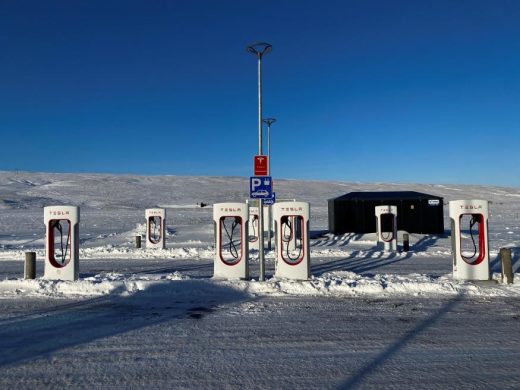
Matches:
[[0, 171, 518, 389]]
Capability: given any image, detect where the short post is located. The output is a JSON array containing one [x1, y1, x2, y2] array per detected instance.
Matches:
[[135, 235, 142, 249], [403, 233, 410, 252], [24, 252, 36, 279], [500, 248, 514, 284]]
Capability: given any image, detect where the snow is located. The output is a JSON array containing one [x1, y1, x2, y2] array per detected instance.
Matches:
[[0, 171, 519, 388], [1, 271, 518, 301]]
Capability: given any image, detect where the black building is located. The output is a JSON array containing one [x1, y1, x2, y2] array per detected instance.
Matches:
[[328, 191, 444, 235]]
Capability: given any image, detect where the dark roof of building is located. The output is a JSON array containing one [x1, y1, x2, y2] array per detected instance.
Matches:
[[329, 191, 443, 201]]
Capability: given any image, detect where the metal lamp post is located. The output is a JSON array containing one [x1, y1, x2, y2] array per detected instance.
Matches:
[[247, 42, 272, 281], [263, 117, 276, 251], [263, 118, 276, 176]]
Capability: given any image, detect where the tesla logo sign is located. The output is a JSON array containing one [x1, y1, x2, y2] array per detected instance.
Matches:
[[49, 211, 70, 216], [459, 205, 483, 210], [254, 155, 268, 176]]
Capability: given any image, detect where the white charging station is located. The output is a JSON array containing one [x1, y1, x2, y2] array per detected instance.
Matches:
[[449, 200, 490, 281], [247, 202, 271, 251], [248, 205, 261, 251], [277, 215, 299, 252], [44, 205, 80, 281], [273, 201, 310, 280], [375, 205, 398, 252], [275, 199, 297, 251], [146, 208, 166, 249], [213, 202, 249, 279], [249, 198, 295, 253]]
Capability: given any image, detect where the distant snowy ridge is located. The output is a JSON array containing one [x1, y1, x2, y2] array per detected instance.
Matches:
[[1, 171, 519, 212]]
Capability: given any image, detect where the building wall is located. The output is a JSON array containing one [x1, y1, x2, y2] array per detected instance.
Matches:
[[328, 196, 444, 235]]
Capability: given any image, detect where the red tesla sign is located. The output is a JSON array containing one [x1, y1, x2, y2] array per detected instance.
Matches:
[[254, 155, 268, 176]]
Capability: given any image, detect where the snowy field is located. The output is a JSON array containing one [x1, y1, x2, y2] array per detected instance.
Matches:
[[0, 171, 519, 389]]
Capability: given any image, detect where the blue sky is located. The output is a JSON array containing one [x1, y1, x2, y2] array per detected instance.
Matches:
[[1, 0, 519, 186]]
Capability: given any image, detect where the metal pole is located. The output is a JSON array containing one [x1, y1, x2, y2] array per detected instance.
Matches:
[[247, 42, 271, 281], [262, 118, 277, 171], [267, 122, 271, 174], [258, 56, 263, 156], [258, 55, 265, 281], [263, 118, 276, 252], [267, 123, 271, 251]]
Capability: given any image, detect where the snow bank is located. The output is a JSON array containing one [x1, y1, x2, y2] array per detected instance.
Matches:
[[228, 272, 520, 298], [0, 271, 189, 298], [80, 246, 214, 259], [1, 271, 518, 299], [0, 246, 215, 261], [0, 246, 452, 262]]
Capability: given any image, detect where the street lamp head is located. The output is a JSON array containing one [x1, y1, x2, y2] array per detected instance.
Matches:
[[263, 118, 277, 126], [246, 42, 272, 58]]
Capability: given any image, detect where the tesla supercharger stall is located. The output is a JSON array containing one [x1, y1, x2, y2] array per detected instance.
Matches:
[[375, 205, 398, 252], [248, 199, 296, 252], [247, 203, 271, 251], [273, 214, 299, 252], [213, 202, 249, 279], [275, 199, 298, 251], [248, 205, 260, 251], [273, 201, 310, 280], [44, 205, 80, 281], [146, 208, 166, 249], [449, 200, 490, 281]]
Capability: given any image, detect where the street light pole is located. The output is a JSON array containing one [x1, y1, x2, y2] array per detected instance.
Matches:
[[263, 118, 276, 176], [247, 42, 272, 282], [263, 117, 276, 251]]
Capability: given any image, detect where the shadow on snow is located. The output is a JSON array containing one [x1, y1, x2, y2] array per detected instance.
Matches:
[[0, 280, 248, 368], [337, 294, 464, 389], [311, 235, 440, 275]]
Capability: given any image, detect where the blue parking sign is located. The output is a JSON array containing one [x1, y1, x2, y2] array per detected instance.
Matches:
[[264, 192, 276, 205], [250, 176, 273, 199]]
